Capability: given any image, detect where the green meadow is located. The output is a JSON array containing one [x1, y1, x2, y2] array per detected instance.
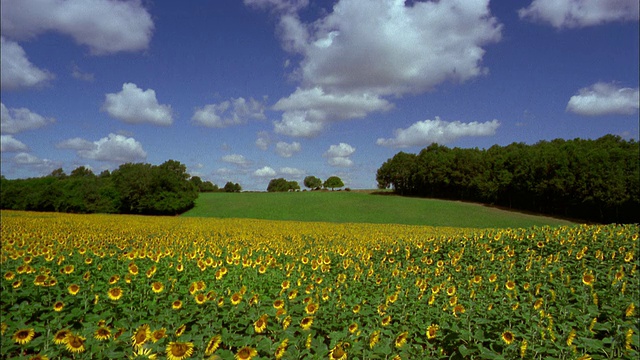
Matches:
[[182, 191, 574, 228]]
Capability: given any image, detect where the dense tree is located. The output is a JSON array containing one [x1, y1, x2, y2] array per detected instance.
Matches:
[[224, 182, 242, 193], [267, 178, 300, 192], [324, 176, 344, 190], [1, 160, 198, 215], [304, 176, 323, 190], [376, 135, 639, 223]]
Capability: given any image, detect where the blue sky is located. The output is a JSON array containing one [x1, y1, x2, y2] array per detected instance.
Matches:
[[1, 0, 638, 190]]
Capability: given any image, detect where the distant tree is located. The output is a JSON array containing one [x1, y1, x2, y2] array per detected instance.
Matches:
[[267, 178, 300, 192], [304, 176, 322, 190], [70, 166, 95, 178], [324, 176, 344, 190], [49, 168, 67, 178], [224, 182, 241, 192]]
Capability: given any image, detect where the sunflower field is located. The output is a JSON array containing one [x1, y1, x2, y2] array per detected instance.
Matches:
[[1, 210, 638, 360]]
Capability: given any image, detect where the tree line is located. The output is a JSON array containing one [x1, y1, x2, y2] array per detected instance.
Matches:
[[376, 135, 639, 223], [0, 160, 225, 215], [266, 176, 345, 192]]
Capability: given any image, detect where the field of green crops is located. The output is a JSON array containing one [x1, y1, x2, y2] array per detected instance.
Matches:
[[1, 210, 638, 359]]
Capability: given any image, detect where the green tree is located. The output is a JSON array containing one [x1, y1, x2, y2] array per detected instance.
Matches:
[[224, 182, 241, 192], [323, 176, 344, 190], [304, 176, 323, 190]]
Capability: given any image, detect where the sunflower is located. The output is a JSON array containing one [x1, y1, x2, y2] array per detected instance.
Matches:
[[395, 331, 409, 348], [1, 322, 6, 336], [175, 324, 186, 337], [235, 346, 258, 360], [205, 334, 222, 356], [254, 315, 268, 333], [28, 354, 49, 360], [53, 301, 64, 312], [505, 280, 516, 291], [151, 282, 164, 293], [273, 299, 285, 309], [453, 304, 465, 317], [129, 263, 139, 275], [446, 286, 456, 296], [195, 293, 207, 305], [12, 280, 22, 289], [275, 338, 288, 359], [129, 346, 157, 359], [4, 271, 15, 280], [489, 274, 497, 283], [176, 263, 184, 272], [582, 273, 595, 286], [151, 328, 166, 342], [348, 323, 358, 334], [533, 298, 543, 310], [501, 330, 515, 345], [426, 324, 439, 340], [300, 316, 314, 330], [281, 280, 290, 290], [34, 274, 47, 286], [172, 300, 183, 310], [13, 328, 35, 345], [95, 326, 111, 341], [53, 329, 70, 344], [65, 333, 86, 353], [369, 330, 380, 348], [166, 341, 194, 360], [83, 271, 91, 281], [229, 292, 241, 305], [282, 316, 292, 330], [329, 343, 347, 360], [305, 302, 319, 315], [108, 287, 123, 301], [109, 275, 120, 284], [626, 303, 635, 317], [381, 315, 392, 326], [352, 304, 361, 313], [132, 324, 151, 347], [68, 284, 80, 295], [63, 264, 74, 274], [288, 290, 298, 300], [566, 329, 576, 346]]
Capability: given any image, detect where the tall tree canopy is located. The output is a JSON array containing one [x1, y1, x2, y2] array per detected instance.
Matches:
[[377, 135, 639, 223]]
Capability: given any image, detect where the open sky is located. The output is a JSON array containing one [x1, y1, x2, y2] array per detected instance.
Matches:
[[1, 0, 638, 190]]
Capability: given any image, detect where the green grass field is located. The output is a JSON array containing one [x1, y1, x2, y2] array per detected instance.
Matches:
[[182, 191, 574, 228]]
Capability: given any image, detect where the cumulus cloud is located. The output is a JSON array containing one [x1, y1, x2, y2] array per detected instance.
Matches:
[[254, 166, 277, 177], [376, 117, 500, 148], [1, 135, 28, 152], [71, 64, 95, 82], [275, 141, 301, 157], [244, 0, 309, 13], [1, 102, 55, 134], [263, 0, 501, 137], [1, 0, 154, 55], [10, 152, 60, 175], [57, 133, 147, 162], [566, 82, 639, 116], [519, 0, 639, 28], [102, 83, 173, 126], [192, 97, 266, 128], [1, 37, 54, 90], [221, 154, 251, 166], [280, 167, 305, 176], [255, 131, 271, 150], [324, 142, 355, 167]]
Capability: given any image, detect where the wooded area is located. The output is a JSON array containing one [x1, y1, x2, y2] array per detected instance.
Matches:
[[376, 135, 639, 223], [0, 160, 202, 215]]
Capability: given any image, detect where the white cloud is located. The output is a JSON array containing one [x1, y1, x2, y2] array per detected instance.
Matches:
[[244, 0, 309, 13], [1, 102, 55, 134], [519, 0, 639, 28], [266, 0, 501, 137], [193, 97, 266, 128], [12, 152, 59, 175], [324, 142, 355, 167], [1, 135, 28, 152], [57, 133, 147, 162], [255, 131, 271, 150], [275, 141, 301, 157], [254, 166, 277, 177], [566, 82, 639, 116], [280, 167, 305, 176], [221, 154, 251, 166], [273, 111, 325, 137], [1, 0, 154, 55], [1, 37, 54, 90], [376, 117, 500, 148], [71, 64, 95, 82], [102, 83, 173, 126]]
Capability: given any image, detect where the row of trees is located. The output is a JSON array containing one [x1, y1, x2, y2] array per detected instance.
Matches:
[[267, 176, 346, 192], [376, 135, 639, 223], [1, 160, 204, 215]]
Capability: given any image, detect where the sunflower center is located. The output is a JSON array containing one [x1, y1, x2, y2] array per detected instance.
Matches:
[[170, 343, 188, 356]]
